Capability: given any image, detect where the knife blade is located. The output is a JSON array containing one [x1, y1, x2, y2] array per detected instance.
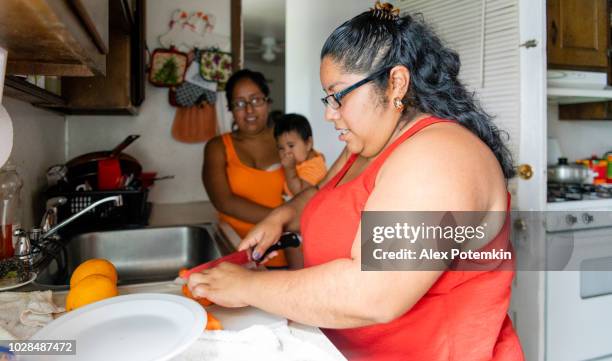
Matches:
[[178, 232, 301, 281]]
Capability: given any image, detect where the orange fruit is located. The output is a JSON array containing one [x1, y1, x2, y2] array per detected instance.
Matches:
[[205, 312, 222, 331], [182, 284, 213, 307], [65, 274, 118, 311], [70, 259, 117, 288]]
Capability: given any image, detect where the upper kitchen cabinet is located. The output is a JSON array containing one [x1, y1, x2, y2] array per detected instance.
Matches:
[[0, 0, 108, 76], [47, 0, 146, 114], [547, 0, 609, 71]]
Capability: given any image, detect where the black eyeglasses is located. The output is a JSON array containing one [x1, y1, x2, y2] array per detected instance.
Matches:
[[232, 96, 269, 111], [321, 67, 390, 110]]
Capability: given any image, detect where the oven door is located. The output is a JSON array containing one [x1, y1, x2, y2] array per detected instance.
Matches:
[[546, 228, 612, 361]]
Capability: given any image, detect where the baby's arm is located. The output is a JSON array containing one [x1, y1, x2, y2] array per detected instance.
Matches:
[[284, 163, 312, 195]]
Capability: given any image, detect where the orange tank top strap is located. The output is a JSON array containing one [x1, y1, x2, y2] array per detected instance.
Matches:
[[221, 133, 240, 164]]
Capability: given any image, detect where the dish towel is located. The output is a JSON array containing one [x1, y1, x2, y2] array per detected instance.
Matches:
[[0, 291, 64, 340], [173, 322, 341, 361]]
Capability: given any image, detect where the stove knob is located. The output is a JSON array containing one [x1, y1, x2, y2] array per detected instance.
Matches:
[[565, 214, 578, 226], [582, 213, 594, 224]]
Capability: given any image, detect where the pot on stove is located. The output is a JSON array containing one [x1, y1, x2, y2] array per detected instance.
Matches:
[[548, 158, 593, 184]]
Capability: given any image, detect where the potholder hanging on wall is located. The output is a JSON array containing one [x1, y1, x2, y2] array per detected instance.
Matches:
[[174, 82, 217, 107], [149, 48, 188, 87], [199, 49, 232, 90], [171, 60, 217, 107], [172, 104, 217, 143]]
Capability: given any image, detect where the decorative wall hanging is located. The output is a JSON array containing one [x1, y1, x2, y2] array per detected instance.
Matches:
[[159, 10, 230, 53]]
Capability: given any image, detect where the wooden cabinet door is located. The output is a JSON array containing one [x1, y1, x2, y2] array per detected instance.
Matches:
[[547, 0, 609, 71]]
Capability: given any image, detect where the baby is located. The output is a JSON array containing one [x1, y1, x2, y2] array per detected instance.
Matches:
[[274, 113, 327, 197]]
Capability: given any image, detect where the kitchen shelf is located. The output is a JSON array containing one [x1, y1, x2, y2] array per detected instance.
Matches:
[[3, 75, 66, 108]]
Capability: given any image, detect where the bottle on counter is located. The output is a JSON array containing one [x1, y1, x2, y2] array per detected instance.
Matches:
[[0, 160, 23, 259], [607, 153, 612, 184]]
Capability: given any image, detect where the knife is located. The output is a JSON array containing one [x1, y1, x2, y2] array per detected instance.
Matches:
[[177, 232, 301, 282]]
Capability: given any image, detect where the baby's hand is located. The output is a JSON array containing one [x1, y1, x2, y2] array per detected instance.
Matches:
[[280, 152, 297, 169]]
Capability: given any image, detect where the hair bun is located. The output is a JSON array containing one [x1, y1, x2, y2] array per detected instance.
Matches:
[[369, 1, 400, 21]]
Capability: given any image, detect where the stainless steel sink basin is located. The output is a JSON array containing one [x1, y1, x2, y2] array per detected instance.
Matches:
[[35, 224, 234, 288]]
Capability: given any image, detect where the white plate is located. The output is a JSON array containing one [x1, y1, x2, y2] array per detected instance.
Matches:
[[26, 293, 206, 361], [0, 272, 36, 291]]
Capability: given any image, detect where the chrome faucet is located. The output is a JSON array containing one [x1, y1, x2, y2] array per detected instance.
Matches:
[[6, 195, 124, 278], [41, 195, 123, 239]]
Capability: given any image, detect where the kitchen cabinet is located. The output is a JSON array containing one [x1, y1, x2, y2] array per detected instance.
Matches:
[[547, 0, 609, 71], [0, 0, 108, 77], [548, 0, 612, 120], [559, 101, 612, 120], [42, 0, 146, 115]]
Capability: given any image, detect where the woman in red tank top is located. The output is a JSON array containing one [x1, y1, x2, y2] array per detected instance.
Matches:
[[188, 3, 524, 360]]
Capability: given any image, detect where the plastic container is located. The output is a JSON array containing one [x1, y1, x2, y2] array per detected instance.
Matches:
[[0, 161, 23, 259]]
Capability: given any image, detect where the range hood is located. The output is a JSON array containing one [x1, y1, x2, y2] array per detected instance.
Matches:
[[547, 70, 612, 104]]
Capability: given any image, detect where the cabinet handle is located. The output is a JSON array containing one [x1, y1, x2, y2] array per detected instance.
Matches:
[[551, 20, 558, 45]]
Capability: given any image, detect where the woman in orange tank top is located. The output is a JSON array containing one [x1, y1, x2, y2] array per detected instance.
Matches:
[[202, 69, 286, 267], [190, 3, 524, 360]]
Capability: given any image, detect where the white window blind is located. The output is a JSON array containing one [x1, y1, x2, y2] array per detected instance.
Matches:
[[393, 0, 521, 161]]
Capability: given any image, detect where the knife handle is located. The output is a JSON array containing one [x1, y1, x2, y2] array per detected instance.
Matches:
[[257, 232, 301, 261]]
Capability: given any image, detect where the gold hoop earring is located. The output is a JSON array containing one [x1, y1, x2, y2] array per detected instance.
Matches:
[[393, 98, 404, 111]]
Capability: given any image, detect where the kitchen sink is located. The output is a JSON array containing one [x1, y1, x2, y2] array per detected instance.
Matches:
[[35, 224, 234, 289]]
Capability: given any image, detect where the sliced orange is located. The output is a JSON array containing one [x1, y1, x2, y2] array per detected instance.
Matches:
[[205, 312, 223, 331], [181, 284, 214, 307]]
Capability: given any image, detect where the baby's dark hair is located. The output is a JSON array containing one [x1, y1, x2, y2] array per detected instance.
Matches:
[[225, 69, 271, 110], [273, 113, 313, 141], [320, 4, 515, 178]]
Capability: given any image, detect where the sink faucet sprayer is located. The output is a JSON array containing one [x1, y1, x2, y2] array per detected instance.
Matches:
[[40, 195, 123, 239]]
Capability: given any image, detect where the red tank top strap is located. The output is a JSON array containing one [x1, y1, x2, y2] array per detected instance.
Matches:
[[373, 116, 455, 168], [362, 116, 456, 189]]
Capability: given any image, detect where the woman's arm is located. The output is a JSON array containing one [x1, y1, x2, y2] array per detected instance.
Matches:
[[202, 137, 273, 224]]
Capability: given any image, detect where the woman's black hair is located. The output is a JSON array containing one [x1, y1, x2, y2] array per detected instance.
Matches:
[[225, 69, 271, 110], [273, 113, 313, 141], [320, 7, 515, 178]]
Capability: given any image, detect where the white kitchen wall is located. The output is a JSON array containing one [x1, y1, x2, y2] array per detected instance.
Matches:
[[2, 98, 65, 228], [67, 0, 230, 204], [286, 0, 372, 166], [548, 103, 612, 161], [244, 60, 285, 112]]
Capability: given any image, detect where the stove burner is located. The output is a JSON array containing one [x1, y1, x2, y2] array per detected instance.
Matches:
[[547, 183, 612, 202]]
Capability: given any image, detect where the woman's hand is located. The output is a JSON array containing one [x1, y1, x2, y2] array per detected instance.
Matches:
[[187, 262, 252, 308], [239, 208, 288, 262]]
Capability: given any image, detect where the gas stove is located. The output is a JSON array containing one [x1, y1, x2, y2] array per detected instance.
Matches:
[[547, 183, 612, 203]]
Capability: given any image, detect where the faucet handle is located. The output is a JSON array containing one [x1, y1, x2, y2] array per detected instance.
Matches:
[[46, 196, 67, 209], [13, 228, 26, 238], [41, 197, 67, 233], [13, 228, 31, 257]]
